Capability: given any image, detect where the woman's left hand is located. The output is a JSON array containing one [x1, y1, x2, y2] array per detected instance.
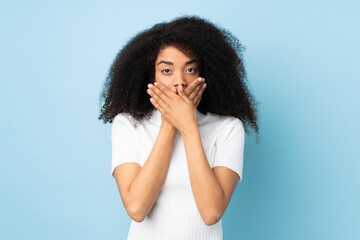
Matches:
[[147, 82, 198, 135]]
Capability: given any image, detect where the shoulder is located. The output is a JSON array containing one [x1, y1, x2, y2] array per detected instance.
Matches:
[[208, 113, 244, 131], [208, 114, 245, 141], [112, 113, 141, 137], [224, 116, 244, 132], [113, 113, 138, 128]]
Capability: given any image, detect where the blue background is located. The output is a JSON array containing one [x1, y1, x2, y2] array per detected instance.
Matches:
[[1, 1, 359, 239]]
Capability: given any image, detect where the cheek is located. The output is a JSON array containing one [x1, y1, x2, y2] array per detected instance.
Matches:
[[154, 72, 170, 87], [154, 71, 163, 83]]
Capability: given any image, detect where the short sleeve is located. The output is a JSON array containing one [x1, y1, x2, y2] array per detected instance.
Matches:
[[213, 118, 245, 182], [111, 114, 141, 177]]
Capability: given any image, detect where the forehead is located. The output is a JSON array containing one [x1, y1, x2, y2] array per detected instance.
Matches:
[[156, 46, 195, 62]]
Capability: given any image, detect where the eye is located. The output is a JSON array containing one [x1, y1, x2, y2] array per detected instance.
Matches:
[[186, 67, 197, 73], [161, 69, 171, 74]]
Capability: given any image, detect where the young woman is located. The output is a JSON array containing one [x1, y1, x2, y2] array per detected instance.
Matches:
[[99, 15, 259, 240]]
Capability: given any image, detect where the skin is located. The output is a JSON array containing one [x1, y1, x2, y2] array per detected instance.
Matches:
[[152, 45, 205, 129], [113, 46, 239, 226]]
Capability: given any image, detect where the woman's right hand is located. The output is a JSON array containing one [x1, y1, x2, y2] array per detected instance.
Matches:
[[183, 77, 207, 108], [172, 77, 207, 108], [160, 77, 207, 128]]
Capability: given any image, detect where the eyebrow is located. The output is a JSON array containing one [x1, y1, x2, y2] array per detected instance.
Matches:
[[157, 59, 197, 65]]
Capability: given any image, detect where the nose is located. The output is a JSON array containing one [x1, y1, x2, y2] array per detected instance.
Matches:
[[173, 73, 187, 89]]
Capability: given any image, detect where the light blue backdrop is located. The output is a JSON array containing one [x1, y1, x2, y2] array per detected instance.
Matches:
[[1, 1, 359, 239]]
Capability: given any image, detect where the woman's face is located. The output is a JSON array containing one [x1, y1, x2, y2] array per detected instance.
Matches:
[[154, 45, 200, 92]]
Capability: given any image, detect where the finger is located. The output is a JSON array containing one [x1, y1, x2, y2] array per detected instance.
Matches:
[[185, 77, 203, 97], [149, 97, 165, 113], [153, 82, 178, 100], [178, 85, 192, 105], [172, 86, 179, 95], [188, 78, 205, 102], [194, 98, 199, 108], [194, 87, 202, 107], [188, 81, 204, 101], [189, 78, 205, 103], [147, 85, 168, 111], [193, 82, 206, 107]]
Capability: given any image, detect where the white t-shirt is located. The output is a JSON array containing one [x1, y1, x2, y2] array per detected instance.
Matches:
[[111, 108, 245, 240]]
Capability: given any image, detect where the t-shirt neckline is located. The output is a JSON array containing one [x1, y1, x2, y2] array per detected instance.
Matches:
[[150, 108, 208, 125]]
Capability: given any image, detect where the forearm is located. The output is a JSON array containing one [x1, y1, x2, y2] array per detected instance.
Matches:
[[128, 123, 177, 219], [182, 127, 226, 224]]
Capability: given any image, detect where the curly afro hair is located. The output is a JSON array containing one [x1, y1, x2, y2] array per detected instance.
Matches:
[[99, 15, 260, 141]]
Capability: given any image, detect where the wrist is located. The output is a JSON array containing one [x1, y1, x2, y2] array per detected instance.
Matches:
[[161, 121, 178, 134], [180, 123, 199, 139]]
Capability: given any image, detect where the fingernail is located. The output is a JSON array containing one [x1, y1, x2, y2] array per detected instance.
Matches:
[[154, 82, 158, 86]]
